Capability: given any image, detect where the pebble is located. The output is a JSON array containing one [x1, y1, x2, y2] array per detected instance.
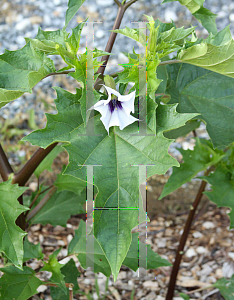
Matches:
[[196, 246, 208, 254], [142, 280, 159, 290], [164, 9, 179, 22], [230, 14, 234, 22], [185, 248, 197, 258], [202, 221, 215, 229], [15, 18, 31, 31], [96, 0, 113, 6]]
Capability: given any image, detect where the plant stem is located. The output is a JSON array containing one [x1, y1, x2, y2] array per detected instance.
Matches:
[[26, 186, 57, 222], [165, 168, 211, 300], [12, 143, 58, 186], [0, 144, 14, 181], [158, 59, 182, 66]]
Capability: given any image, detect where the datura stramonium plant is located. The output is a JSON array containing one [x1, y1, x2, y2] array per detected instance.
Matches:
[[88, 85, 138, 134]]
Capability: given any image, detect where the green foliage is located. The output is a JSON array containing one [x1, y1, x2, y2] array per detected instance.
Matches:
[[27, 189, 85, 227], [200, 166, 234, 228], [64, 0, 86, 29], [162, 0, 217, 34], [50, 259, 80, 300], [0, 266, 42, 300], [159, 138, 225, 199], [0, 180, 28, 268], [23, 236, 44, 262], [22, 83, 198, 279], [0, 42, 55, 108], [34, 145, 64, 178], [68, 220, 171, 277], [166, 63, 234, 148], [213, 275, 234, 300], [41, 248, 66, 293]]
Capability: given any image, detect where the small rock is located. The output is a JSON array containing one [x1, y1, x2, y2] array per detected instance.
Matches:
[[37, 285, 48, 293], [217, 11, 227, 19], [230, 14, 234, 22], [29, 16, 43, 24], [96, 0, 113, 6], [228, 252, 234, 260], [29, 182, 38, 191], [185, 248, 196, 258], [157, 239, 167, 248], [193, 231, 203, 238], [16, 36, 25, 45], [15, 18, 31, 31], [202, 221, 215, 229], [164, 9, 178, 22], [96, 29, 105, 39], [142, 280, 159, 291], [147, 291, 157, 299], [196, 246, 207, 254], [67, 234, 73, 243]]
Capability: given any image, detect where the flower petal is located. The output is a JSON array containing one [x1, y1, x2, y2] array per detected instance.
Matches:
[[117, 109, 138, 130], [100, 110, 112, 134]]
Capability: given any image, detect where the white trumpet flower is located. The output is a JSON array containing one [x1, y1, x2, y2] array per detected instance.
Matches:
[[88, 85, 138, 134]]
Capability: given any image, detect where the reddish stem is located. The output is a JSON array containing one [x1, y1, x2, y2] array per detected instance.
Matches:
[[165, 169, 211, 300]]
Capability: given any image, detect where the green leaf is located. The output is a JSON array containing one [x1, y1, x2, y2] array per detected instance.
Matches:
[[55, 171, 86, 195], [0, 180, 28, 268], [193, 7, 217, 34], [156, 103, 199, 135], [34, 145, 64, 178], [213, 275, 234, 300], [23, 236, 44, 262], [28, 190, 85, 227], [166, 63, 234, 148], [162, 0, 217, 34], [0, 42, 55, 107], [51, 259, 80, 300], [0, 266, 42, 300], [111, 27, 146, 46], [22, 86, 199, 280], [164, 119, 201, 139], [179, 293, 190, 300], [68, 221, 171, 277], [68, 220, 112, 277], [64, 0, 86, 29], [200, 167, 234, 229], [159, 138, 225, 199], [41, 249, 66, 293], [178, 35, 234, 77], [122, 232, 171, 270]]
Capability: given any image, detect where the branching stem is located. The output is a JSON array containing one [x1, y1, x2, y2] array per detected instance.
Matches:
[[0, 144, 14, 181], [165, 167, 212, 300], [12, 143, 58, 186]]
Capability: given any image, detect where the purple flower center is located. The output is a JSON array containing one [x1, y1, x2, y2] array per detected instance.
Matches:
[[108, 98, 123, 113]]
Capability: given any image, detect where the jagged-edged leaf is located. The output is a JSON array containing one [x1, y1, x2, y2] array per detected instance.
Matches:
[[206, 25, 232, 46], [68, 221, 170, 277], [112, 27, 146, 45], [200, 167, 234, 229], [0, 266, 42, 300], [55, 171, 86, 195], [23, 236, 44, 262], [51, 259, 80, 300], [28, 190, 85, 227], [41, 249, 66, 293], [122, 232, 171, 270], [166, 63, 234, 148], [159, 138, 225, 199], [68, 220, 112, 277], [64, 0, 86, 29], [0, 42, 55, 107], [34, 145, 64, 178], [164, 119, 201, 139], [162, 0, 217, 34], [159, 25, 195, 46], [0, 180, 28, 268], [156, 103, 199, 135], [178, 36, 234, 77], [213, 275, 234, 300], [22, 86, 198, 280], [193, 7, 217, 34]]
